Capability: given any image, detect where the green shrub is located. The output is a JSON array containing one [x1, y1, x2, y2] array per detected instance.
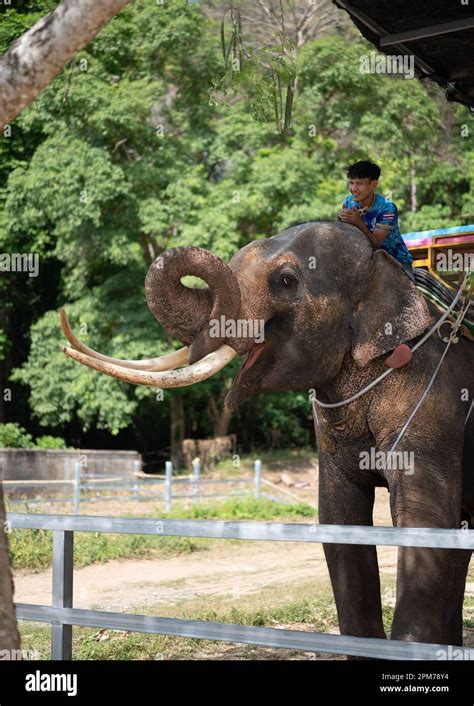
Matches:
[[34, 435, 67, 449], [166, 497, 317, 520], [0, 423, 67, 449], [0, 423, 34, 448]]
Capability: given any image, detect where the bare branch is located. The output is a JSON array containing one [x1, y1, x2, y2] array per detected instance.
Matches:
[[256, 0, 274, 23], [204, 0, 348, 54]]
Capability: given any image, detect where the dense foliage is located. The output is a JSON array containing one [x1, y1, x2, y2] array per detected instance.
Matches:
[[1, 0, 472, 458]]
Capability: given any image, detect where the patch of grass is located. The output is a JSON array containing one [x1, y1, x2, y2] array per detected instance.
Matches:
[[175, 596, 337, 629], [462, 595, 474, 628], [382, 604, 395, 633], [214, 447, 316, 473], [164, 496, 317, 520], [9, 529, 203, 572], [9, 498, 317, 572], [9, 528, 53, 571]]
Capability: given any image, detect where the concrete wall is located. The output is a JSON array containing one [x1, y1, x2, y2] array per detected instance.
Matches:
[[0, 448, 141, 498]]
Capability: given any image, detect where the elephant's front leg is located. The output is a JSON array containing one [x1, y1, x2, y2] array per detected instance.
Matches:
[[319, 453, 386, 640], [387, 451, 471, 646]]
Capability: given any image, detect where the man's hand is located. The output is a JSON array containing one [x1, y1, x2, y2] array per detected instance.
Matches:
[[338, 205, 384, 248], [338, 205, 364, 228], [337, 203, 389, 249]]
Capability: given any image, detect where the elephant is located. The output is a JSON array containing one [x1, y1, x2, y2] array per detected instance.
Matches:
[[60, 221, 474, 649]]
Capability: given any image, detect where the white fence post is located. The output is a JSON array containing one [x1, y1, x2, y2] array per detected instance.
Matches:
[[192, 458, 200, 505], [133, 459, 140, 500], [165, 461, 173, 512], [73, 462, 81, 515], [254, 459, 262, 499]]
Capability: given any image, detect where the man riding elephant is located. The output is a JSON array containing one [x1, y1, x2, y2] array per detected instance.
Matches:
[[60, 221, 474, 649], [337, 160, 415, 282]]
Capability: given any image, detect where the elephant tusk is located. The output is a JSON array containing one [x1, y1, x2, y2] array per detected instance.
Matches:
[[60, 343, 238, 388], [59, 308, 189, 371]]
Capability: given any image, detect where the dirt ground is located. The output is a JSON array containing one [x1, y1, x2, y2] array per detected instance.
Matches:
[[11, 458, 474, 657]]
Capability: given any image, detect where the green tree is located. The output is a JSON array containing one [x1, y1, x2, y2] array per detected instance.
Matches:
[[2, 4, 473, 459]]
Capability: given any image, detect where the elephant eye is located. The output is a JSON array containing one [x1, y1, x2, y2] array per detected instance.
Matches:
[[280, 273, 296, 287]]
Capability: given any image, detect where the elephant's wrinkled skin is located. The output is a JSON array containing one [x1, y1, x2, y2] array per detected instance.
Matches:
[[64, 221, 474, 648]]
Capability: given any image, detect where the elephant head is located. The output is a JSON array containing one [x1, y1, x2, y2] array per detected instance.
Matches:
[[60, 222, 433, 406]]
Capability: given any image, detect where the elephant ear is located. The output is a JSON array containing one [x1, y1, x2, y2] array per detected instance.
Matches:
[[351, 249, 433, 367]]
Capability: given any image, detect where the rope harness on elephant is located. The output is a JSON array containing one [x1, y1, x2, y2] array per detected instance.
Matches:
[[312, 272, 473, 453]]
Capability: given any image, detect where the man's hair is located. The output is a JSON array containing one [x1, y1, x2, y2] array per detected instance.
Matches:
[[345, 160, 381, 181]]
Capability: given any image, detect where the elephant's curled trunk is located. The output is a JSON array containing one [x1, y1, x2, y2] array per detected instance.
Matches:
[[59, 246, 242, 387], [145, 246, 242, 363]]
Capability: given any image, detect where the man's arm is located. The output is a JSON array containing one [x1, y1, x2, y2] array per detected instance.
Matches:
[[338, 207, 388, 247]]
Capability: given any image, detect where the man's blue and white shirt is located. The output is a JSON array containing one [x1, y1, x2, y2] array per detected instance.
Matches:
[[343, 193, 413, 266]]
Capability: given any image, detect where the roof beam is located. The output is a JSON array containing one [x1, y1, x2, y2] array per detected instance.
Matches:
[[333, 0, 436, 75], [380, 17, 474, 47]]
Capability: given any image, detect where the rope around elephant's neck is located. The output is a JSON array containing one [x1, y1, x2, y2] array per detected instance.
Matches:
[[388, 290, 472, 453], [312, 273, 469, 423]]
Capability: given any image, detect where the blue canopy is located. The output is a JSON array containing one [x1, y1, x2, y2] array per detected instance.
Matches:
[[402, 224, 474, 242]]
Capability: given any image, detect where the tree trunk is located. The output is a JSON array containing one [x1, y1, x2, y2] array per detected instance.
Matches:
[[0, 0, 132, 129], [240, 398, 258, 452], [170, 395, 185, 469], [207, 395, 232, 437], [0, 483, 20, 652], [216, 406, 232, 437], [0, 0, 133, 648], [0, 362, 5, 425], [410, 154, 417, 213]]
